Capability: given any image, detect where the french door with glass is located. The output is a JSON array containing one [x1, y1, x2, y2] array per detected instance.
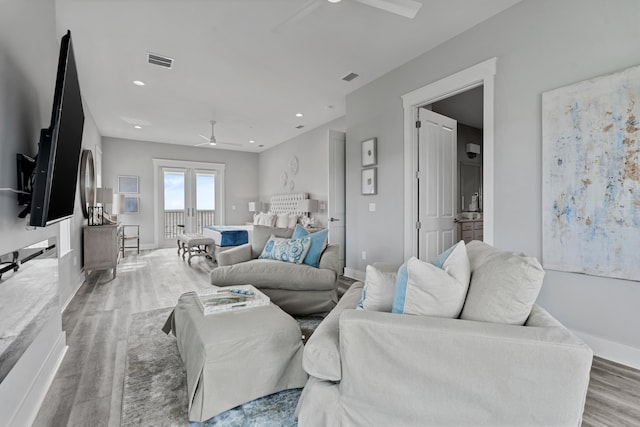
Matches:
[[153, 159, 225, 248]]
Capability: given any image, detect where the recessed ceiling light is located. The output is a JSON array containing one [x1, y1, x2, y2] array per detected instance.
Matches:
[[249, 140, 255, 144], [295, 113, 304, 117], [328, 0, 341, 3], [133, 80, 145, 86], [134, 125, 142, 129]]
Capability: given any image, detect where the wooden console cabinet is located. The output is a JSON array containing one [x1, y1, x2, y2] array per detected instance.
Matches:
[[457, 219, 483, 243], [83, 224, 121, 279]]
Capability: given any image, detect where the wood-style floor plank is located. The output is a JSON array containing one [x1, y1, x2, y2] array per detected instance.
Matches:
[[32, 248, 640, 426]]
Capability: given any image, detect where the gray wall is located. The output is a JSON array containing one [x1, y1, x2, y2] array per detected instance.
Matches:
[[102, 137, 259, 245], [0, 0, 101, 421], [345, 0, 640, 352], [258, 117, 345, 227]]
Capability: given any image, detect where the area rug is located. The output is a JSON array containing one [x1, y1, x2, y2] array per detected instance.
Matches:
[[121, 307, 323, 426]]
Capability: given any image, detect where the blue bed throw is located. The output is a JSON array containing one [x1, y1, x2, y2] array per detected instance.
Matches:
[[206, 226, 249, 247]]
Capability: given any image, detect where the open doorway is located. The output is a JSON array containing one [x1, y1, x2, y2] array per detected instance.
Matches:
[[401, 58, 496, 260], [429, 85, 484, 244]]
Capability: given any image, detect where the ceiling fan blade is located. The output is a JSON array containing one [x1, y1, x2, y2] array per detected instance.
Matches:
[[354, 0, 422, 19], [272, 0, 322, 33], [199, 134, 211, 141], [195, 141, 215, 147], [217, 141, 243, 147]]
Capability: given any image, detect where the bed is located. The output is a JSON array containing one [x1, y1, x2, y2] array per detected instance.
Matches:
[[203, 193, 310, 262]]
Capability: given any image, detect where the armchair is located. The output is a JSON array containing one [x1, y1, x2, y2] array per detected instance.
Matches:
[[210, 225, 339, 316]]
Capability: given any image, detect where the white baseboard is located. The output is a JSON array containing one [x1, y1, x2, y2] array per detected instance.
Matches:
[[140, 243, 155, 250], [61, 272, 85, 313], [343, 267, 365, 282], [572, 329, 640, 370], [10, 332, 67, 427]]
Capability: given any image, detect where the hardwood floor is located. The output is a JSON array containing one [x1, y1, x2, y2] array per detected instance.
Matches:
[[33, 249, 640, 426]]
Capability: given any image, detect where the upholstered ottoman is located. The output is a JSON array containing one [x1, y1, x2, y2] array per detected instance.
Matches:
[[172, 292, 308, 422], [177, 234, 214, 265]]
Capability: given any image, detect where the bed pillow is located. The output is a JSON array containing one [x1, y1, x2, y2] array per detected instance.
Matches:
[[275, 213, 290, 228], [287, 214, 299, 229], [291, 224, 328, 267], [259, 235, 311, 264], [392, 241, 470, 318], [357, 264, 398, 312], [254, 212, 276, 227]]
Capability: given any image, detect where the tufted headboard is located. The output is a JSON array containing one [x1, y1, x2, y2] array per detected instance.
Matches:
[[269, 192, 309, 216]]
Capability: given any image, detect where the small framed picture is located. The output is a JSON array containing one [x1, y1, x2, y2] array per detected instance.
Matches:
[[361, 168, 377, 195], [361, 138, 377, 166], [123, 196, 139, 214], [118, 175, 139, 194]]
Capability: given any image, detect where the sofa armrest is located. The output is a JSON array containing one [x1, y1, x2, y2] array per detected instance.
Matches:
[[338, 309, 593, 427], [318, 245, 340, 275], [216, 243, 252, 266]]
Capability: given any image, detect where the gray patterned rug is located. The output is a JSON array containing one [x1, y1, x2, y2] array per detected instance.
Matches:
[[121, 307, 323, 426]]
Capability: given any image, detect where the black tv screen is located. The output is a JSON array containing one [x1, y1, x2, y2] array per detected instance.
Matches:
[[29, 30, 85, 227]]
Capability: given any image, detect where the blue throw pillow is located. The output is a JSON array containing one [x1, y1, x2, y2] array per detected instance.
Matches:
[[391, 262, 409, 313], [259, 235, 311, 264], [291, 224, 328, 267]]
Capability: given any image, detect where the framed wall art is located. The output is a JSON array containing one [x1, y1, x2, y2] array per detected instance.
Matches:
[[362, 167, 377, 195], [542, 63, 640, 281], [361, 138, 377, 166], [123, 196, 140, 214], [118, 175, 139, 194]]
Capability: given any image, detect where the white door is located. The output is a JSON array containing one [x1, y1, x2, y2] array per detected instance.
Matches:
[[417, 108, 457, 261], [154, 159, 225, 248], [328, 130, 346, 272]]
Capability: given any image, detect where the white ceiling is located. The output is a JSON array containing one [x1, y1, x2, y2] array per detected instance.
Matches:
[[55, 0, 520, 152]]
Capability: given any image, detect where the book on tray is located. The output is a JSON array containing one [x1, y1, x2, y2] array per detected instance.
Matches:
[[195, 284, 270, 315]]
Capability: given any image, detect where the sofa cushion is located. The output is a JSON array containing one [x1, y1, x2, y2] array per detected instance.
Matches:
[[251, 225, 294, 258], [292, 225, 329, 267], [258, 235, 311, 264], [209, 259, 337, 291], [357, 264, 397, 312], [461, 247, 544, 325], [392, 241, 470, 318], [303, 282, 363, 381]]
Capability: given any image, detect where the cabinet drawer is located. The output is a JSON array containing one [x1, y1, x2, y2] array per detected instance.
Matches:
[[475, 232, 484, 241], [474, 222, 483, 230], [461, 230, 474, 241], [461, 222, 473, 231]]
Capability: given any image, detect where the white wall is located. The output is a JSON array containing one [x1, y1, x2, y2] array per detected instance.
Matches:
[[258, 117, 346, 227], [102, 137, 259, 246], [0, 0, 98, 422], [345, 0, 640, 360], [257, 118, 346, 273]]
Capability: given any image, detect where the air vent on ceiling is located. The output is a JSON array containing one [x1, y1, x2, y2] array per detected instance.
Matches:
[[147, 52, 174, 69], [295, 125, 305, 129], [342, 72, 359, 82]]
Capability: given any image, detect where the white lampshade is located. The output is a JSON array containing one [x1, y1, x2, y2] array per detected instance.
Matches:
[[113, 193, 125, 214], [96, 187, 113, 205], [297, 199, 319, 213], [248, 201, 257, 212]]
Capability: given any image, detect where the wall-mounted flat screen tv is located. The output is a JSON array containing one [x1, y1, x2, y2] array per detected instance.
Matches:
[[28, 30, 85, 227]]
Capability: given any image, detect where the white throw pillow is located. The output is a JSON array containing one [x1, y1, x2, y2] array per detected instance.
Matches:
[[257, 212, 276, 227], [275, 213, 289, 228], [357, 265, 398, 312], [461, 249, 544, 325], [393, 241, 471, 318]]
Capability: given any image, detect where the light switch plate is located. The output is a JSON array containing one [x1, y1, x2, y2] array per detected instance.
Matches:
[[369, 203, 376, 212]]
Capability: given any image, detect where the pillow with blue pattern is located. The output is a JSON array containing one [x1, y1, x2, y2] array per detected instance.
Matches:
[[259, 235, 312, 265]]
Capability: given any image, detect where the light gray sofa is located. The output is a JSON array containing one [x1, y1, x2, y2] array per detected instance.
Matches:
[[210, 225, 339, 316], [296, 242, 593, 427]]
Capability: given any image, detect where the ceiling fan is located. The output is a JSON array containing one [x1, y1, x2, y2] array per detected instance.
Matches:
[[196, 120, 242, 148], [274, 0, 422, 31]]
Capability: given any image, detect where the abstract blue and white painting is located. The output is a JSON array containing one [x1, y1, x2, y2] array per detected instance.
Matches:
[[542, 64, 640, 281]]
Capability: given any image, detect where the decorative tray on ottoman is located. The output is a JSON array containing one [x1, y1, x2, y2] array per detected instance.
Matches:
[[195, 284, 270, 315]]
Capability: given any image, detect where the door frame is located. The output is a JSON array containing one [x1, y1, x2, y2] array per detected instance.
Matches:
[[328, 129, 346, 272], [401, 57, 496, 259], [152, 158, 226, 248]]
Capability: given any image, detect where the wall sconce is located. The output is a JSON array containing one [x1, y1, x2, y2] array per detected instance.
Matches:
[[466, 143, 481, 159]]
